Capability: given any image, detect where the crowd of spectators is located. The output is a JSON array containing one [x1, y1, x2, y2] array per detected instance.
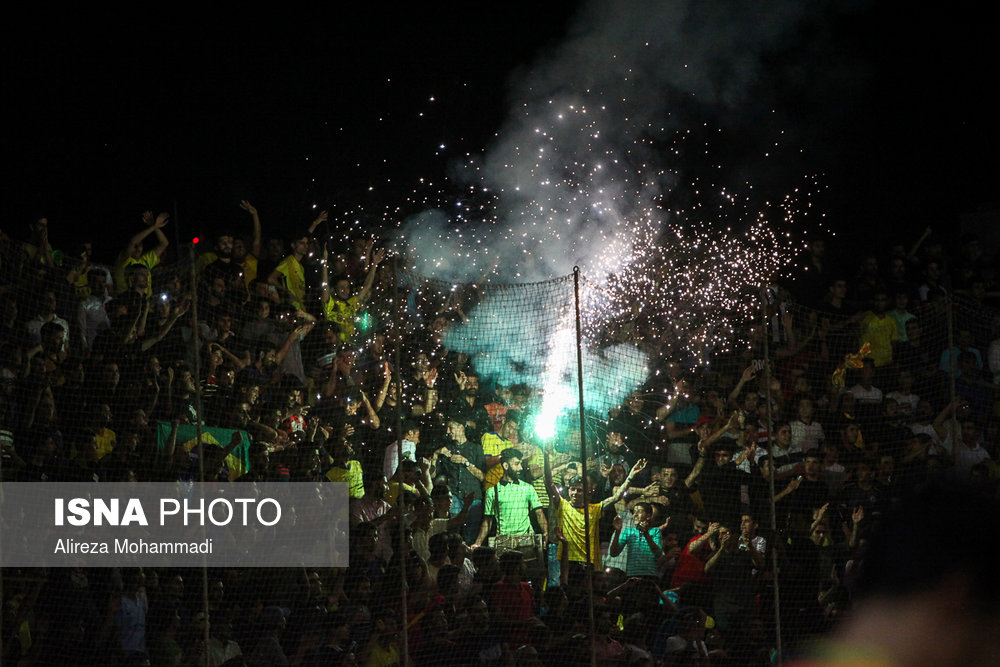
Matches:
[[2, 207, 999, 666]]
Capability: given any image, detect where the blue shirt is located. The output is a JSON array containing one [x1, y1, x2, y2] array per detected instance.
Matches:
[[666, 404, 700, 425], [619, 525, 662, 576]]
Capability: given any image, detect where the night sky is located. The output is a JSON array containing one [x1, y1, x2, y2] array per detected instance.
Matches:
[[5, 6, 998, 265]]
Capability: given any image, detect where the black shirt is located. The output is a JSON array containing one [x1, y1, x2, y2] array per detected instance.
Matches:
[[438, 439, 486, 501]]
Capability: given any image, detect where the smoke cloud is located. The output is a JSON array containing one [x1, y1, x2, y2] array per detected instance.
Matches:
[[400, 0, 824, 283], [399, 0, 838, 431]]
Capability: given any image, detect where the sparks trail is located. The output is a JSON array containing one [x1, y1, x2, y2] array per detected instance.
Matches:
[[387, 106, 820, 442], [343, 29, 827, 440]]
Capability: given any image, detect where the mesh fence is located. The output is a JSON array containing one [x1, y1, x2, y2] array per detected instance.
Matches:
[[2, 223, 999, 665]]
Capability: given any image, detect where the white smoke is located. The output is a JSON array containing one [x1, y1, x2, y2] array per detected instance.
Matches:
[[398, 0, 821, 284], [399, 1, 835, 435]]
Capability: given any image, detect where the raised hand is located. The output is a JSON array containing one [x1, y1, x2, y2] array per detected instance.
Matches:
[[295, 321, 316, 338], [170, 299, 191, 320], [630, 458, 647, 476]]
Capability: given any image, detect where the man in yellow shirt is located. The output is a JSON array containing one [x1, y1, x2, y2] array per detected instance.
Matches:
[[320, 243, 385, 344], [195, 200, 262, 289], [547, 453, 646, 569], [481, 410, 522, 490], [114, 211, 170, 297], [858, 291, 899, 368], [324, 440, 364, 499], [266, 210, 330, 311]]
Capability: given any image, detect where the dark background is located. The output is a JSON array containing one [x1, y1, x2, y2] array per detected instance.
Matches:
[[5, 6, 998, 263]]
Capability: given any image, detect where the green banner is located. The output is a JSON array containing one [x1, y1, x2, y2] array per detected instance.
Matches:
[[155, 422, 251, 481]]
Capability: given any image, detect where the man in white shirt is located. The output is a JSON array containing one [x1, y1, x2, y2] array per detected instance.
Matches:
[[847, 359, 883, 407], [383, 420, 420, 481], [790, 397, 825, 451], [25, 289, 70, 351], [78, 269, 112, 350], [948, 419, 991, 483]]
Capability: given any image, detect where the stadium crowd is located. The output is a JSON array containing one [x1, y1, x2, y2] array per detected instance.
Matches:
[[2, 207, 999, 666]]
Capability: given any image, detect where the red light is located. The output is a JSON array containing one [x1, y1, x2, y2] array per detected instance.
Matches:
[[192, 237, 200, 244]]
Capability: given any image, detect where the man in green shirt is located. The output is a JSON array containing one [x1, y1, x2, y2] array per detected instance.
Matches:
[[473, 448, 547, 548]]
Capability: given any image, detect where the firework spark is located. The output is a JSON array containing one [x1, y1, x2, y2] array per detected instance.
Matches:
[[312, 4, 828, 441]]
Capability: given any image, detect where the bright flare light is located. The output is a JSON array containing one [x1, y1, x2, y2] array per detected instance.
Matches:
[[533, 324, 577, 440]]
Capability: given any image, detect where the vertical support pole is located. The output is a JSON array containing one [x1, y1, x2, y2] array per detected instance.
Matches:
[[946, 295, 958, 441], [188, 242, 211, 665], [393, 255, 409, 667], [573, 267, 596, 667], [761, 287, 783, 665]]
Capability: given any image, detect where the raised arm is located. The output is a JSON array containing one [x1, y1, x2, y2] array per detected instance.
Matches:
[[136, 211, 170, 260], [141, 299, 190, 351], [703, 533, 731, 574], [359, 391, 380, 430], [239, 200, 262, 257], [773, 477, 801, 503], [609, 514, 625, 557], [932, 396, 963, 439], [374, 362, 392, 411], [276, 321, 314, 367], [220, 430, 245, 459], [907, 226, 932, 264], [685, 451, 706, 488], [163, 419, 182, 470], [688, 522, 719, 555], [151, 212, 170, 259], [728, 365, 758, 407], [602, 458, 647, 510], [123, 212, 167, 261], [319, 243, 332, 304], [544, 449, 562, 508], [306, 210, 328, 236], [356, 247, 386, 305], [214, 341, 249, 371], [704, 414, 739, 450]]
